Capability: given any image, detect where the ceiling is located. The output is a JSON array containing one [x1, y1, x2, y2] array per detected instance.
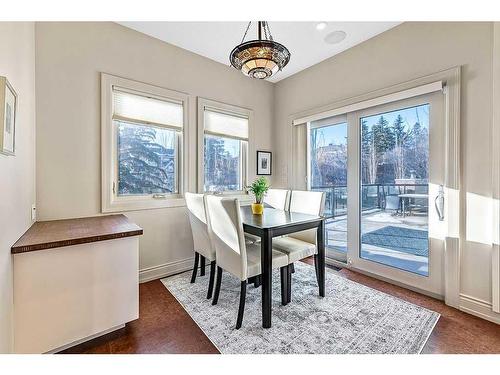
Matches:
[[118, 22, 400, 82]]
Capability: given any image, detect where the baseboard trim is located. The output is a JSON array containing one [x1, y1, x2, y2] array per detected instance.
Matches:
[[47, 324, 125, 354], [459, 294, 500, 325], [493, 244, 500, 313], [139, 257, 194, 283]]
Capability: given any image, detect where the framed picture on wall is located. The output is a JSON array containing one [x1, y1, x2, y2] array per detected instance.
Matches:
[[257, 150, 272, 175], [0, 76, 17, 156]]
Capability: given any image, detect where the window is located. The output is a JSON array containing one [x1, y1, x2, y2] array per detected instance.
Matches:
[[101, 74, 188, 212], [204, 134, 242, 191], [117, 121, 178, 195], [198, 98, 251, 193]]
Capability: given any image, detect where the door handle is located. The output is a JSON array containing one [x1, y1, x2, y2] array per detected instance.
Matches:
[[434, 185, 445, 221]]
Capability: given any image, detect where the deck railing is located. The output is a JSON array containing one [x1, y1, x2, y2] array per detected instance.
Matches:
[[311, 183, 429, 219]]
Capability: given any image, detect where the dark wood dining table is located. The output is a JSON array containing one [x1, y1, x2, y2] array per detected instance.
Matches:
[[240, 205, 326, 328]]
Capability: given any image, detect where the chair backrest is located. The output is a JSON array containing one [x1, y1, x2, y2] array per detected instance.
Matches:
[[185, 192, 213, 259], [385, 195, 400, 211], [288, 190, 325, 244], [205, 196, 248, 280], [264, 188, 290, 210]]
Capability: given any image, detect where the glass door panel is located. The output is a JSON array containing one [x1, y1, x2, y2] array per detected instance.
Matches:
[[359, 104, 430, 276], [347, 91, 445, 296], [308, 116, 348, 263]]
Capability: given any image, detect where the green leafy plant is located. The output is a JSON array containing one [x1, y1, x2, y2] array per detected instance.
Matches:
[[246, 177, 270, 204]]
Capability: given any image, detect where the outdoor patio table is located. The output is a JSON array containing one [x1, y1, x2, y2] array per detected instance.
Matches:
[[240, 206, 326, 328], [398, 193, 428, 218]]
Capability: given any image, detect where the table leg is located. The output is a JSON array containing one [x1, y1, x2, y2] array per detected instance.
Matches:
[[261, 229, 272, 328], [317, 220, 325, 297]]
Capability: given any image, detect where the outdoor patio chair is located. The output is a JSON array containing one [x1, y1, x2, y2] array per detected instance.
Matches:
[[385, 195, 401, 215]]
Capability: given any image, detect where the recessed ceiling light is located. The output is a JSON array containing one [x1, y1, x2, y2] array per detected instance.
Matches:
[[324, 30, 347, 44], [316, 22, 327, 31]]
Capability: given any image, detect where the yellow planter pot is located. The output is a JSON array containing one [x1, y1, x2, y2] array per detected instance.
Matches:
[[251, 203, 264, 215]]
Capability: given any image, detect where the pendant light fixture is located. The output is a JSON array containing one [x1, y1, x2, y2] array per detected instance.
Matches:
[[229, 21, 291, 80]]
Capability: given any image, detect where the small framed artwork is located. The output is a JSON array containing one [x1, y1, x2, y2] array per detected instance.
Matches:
[[257, 150, 272, 175], [0, 76, 17, 156]]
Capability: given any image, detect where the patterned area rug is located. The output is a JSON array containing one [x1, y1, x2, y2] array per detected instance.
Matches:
[[161, 262, 439, 354], [362, 226, 429, 257]]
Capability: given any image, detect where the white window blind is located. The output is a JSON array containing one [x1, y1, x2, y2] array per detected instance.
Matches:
[[113, 88, 183, 129], [310, 114, 347, 129], [204, 108, 249, 140]]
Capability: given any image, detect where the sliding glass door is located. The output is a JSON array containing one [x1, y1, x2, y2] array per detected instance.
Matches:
[[307, 91, 446, 295]]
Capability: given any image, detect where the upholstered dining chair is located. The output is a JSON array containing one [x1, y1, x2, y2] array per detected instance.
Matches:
[[205, 195, 289, 329], [272, 190, 325, 303], [264, 188, 290, 210], [185, 192, 217, 299]]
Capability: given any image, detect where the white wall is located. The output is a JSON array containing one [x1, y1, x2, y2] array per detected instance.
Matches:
[[0, 22, 36, 353], [34, 22, 274, 281], [273, 22, 499, 322]]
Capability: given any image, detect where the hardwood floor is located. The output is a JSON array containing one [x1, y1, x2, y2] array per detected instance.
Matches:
[[60, 260, 500, 354]]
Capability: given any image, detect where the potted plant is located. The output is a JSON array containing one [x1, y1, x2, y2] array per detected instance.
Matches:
[[246, 177, 270, 215]]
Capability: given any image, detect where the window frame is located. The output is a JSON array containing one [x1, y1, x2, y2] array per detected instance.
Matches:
[[197, 97, 252, 195], [101, 73, 189, 212]]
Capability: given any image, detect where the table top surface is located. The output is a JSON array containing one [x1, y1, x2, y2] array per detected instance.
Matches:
[[240, 206, 323, 229], [398, 193, 428, 198], [11, 214, 143, 254]]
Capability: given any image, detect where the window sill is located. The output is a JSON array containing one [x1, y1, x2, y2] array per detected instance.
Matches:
[[102, 193, 255, 213], [102, 196, 186, 213]]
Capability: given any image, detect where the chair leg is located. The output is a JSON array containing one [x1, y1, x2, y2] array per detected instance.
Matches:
[[290, 263, 295, 274], [200, 255, 206, 276], [314, 254, 320, 285], [287, 265, 292, 304], [190, 252, 199, 284], [211, 266, 223, 305], [236, 280, 247, 329], [254, 275, 261, 288], [280, 266, 288, 306], [206, 261, 216, 299]]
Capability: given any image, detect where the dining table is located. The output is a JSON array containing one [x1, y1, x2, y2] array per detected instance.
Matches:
[[239, 205, 326, 328]]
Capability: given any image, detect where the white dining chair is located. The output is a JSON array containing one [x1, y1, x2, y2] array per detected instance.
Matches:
[[245, 188, 290, 244], [272, 190, 325, 302], [205, 195, 289, 329], [264, 188, 290, 210], [185, 192, 217, 299]]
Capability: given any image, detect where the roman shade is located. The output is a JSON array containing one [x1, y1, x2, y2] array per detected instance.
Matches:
[[310, 114, 347, 129], [113, 87, 183, 129], [204, 108, 249, 140]]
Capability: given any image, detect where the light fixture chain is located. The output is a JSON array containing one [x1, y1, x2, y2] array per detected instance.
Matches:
[[241, 21, 252, 44], [265, 22, 274, 41]]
